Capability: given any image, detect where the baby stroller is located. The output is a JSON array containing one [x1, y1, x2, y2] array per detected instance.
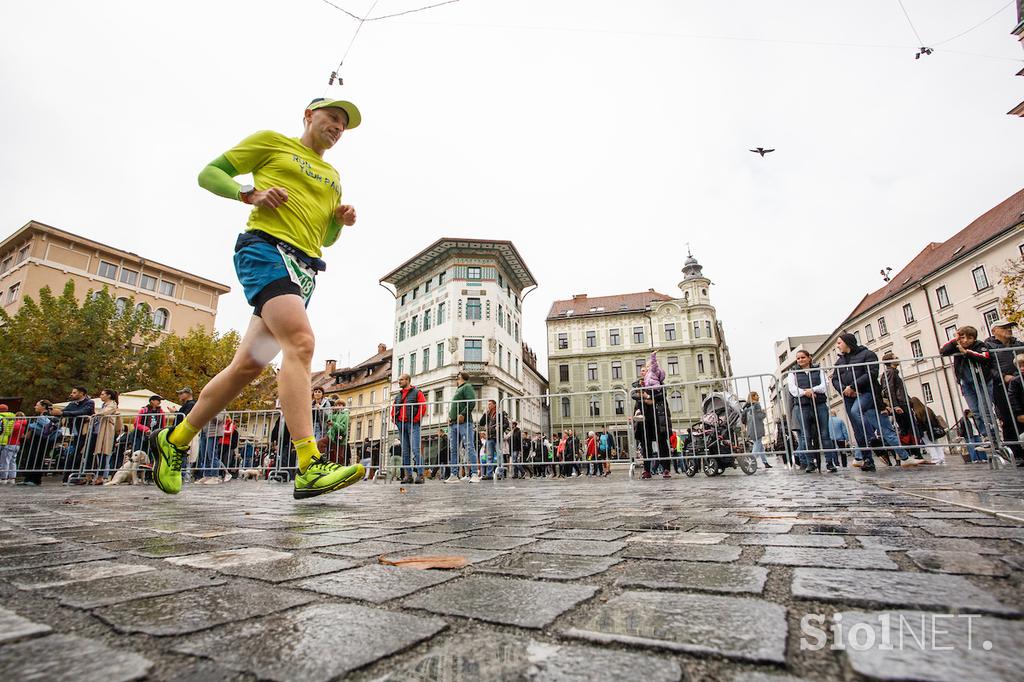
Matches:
[[683, 392, 758, 477]]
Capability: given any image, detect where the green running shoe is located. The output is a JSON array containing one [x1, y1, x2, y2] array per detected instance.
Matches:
[[294, 457, 364, 499], [148, 427, 186, 495]]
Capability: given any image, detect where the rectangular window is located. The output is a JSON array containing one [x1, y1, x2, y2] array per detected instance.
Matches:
[[119, 268, 138, 286], [497, 306, 504, 326], [635, 359, 645, 377], [984, 308, 1000, 337], [697, 354, 705, 373], [506, 316, 511, 335], [355, 421, 362, 440], [401, 293, 407, 306], [514, 323, 519, 342], [397, 357, 405, 375], [498, 344, 503, 368], [664, 323, 676, 341], [693, 321, 702, 339], [17, 246, 29, 263], [710, 355, 716, 373], [438, 270, 446, 285], [944, 324, 958, 341], [936, 285, 950, 308], [910, 339, 923, 359], [467, 266, 481, 280], [514, 358, 519, 378], [588, 396, 600, 417], [902, 303, 914, 324], [412, 286, 419, 300], [6, 282, 21, 304], [368, 420, 374, 439], [410, 315, 418, 336], [587, 362, 598, 381], [611, 361, 622, 380], [667, 356, 679, 375], [864, 324, 874, 342], [922, 382, 933, 403], [466, 298, 481, 320], [437, 302, 445, 325], [854, 330, 861, 345], [670, 392, 683, 413], [878, 316, 888, 337], [436, 342, 444, 368], [705, 321, 713, 338], [399, 321, 406, 341], [633, 327, 645, 344], [585, 330, 596, 347], [561, 396, 571, 418], [98, 260, 118, 279], [422, 347, 430, 372], [0, 257, 11, 273], [433, 389, 443, 415], [557, 332, 568, 350], [424, 279, 431, 294], [609, 329, 621, 345], [507, 350, 511, 371], [157, 280, 175, 297], [140, 274, 157, 291], [464, 339, 483, 362], [972, 266, 989, 291], [497, 272, 504, 288], [423, 308, 431, 331], [614, 396, 625, 415], [559, 364, 569, 382], [409, 352, 417, 375]]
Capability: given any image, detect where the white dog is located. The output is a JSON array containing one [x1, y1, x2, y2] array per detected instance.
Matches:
[[105, 451, 149, 486], [239, 467, 262, 481]]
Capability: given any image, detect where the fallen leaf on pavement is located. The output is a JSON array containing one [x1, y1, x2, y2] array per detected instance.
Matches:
[[378, 554, 469, 570]]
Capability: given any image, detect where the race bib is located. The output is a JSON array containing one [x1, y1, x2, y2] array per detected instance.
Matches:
[[277, 245, 316, 304]]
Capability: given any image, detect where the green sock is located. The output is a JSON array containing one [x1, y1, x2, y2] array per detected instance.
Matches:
[[294, 436, 319, 473], [168, 418, 199, 448]]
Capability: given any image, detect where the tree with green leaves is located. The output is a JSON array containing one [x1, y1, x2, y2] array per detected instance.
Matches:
[[999, 257, 1024, 326], [0, 280, 160, 403], [144, 327, 277, 410]]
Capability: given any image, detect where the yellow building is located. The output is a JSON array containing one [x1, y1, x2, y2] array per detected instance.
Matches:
[[0, 220, 230, 335], [319, 344, 393, 443]]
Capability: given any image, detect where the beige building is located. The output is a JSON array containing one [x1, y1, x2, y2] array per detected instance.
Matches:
[[319, 344, 393, 443], [0, 220, 229, 335], [767, 334, 830, 425], [811, 187, 1024, 422], [546, 253, 732, 440]]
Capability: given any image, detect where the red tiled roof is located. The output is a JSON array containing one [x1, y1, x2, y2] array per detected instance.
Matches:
[[323, 349, 393, 393], [842, 188, 1024, 324], [547, 290, 674, 320]]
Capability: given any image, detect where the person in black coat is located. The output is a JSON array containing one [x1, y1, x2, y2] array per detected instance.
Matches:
[[985, 319, 1024, 461], [631, 376, 673, 479], [940, 325, 996, 443]]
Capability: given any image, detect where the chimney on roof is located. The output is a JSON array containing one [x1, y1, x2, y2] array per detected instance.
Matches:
[[325, 359, 337, 374], [648, 288, 655, 292], [377, 343, 387, 354], [572, 294, 587, 300]]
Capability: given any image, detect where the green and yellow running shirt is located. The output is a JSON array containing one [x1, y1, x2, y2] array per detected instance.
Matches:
[[224, 130, 342, 259]]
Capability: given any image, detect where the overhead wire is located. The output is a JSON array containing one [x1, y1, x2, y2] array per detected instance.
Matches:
[[366, 0, 461, 22], [895, 0, 925, 46], [932, 0, 1016, 47]]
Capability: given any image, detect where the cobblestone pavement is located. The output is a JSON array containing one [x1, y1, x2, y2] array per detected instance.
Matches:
[[1, 462, 1023, 681]]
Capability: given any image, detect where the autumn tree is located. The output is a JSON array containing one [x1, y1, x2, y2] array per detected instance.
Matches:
[[999, 256, 1024, 326], [0, 281, 160, 403], [143, 327, 277, 410]]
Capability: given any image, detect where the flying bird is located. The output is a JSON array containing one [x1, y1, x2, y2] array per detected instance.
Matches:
[[750, 148, 775, 157]]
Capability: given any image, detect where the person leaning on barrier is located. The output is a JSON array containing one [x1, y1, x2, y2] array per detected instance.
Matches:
[[787, 349, 838, 473], [909, 397, 947, 464], [325, 399, 350, 465], [831, 333, 917, 472], [940, 325, 995, 448], [984, 319, 1024, 464], [391, 373, 427, 485], [477, 399, 510, 480], [446, 372, 479, 483], [1006, 353, 1024, 468], [632, 359, 673, 480], [879, 352, 917, 453], [91, 390, 122, 486], [56, 386, 96, 483], [741, 391, 771, 469]]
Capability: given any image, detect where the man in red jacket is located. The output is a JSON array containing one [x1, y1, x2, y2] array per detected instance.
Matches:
[[391, 373, 427, 484]]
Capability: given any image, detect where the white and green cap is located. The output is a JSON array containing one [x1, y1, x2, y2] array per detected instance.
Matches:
[[307, 98, 361, 129]]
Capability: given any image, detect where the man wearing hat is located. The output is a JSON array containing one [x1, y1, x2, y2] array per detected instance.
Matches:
[[985, 318, 1024, 463], [147, 98, 366, 500]]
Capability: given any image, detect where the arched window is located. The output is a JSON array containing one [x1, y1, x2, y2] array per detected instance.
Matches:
[[589, 395, 601, 417], [135, 302, 150, 316], [152, 308, 169, 330], [115, 297, 129, 317], [670, 391, 683, 413]]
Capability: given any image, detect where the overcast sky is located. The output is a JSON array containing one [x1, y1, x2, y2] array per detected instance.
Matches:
[[2, 0, 1022, 380]]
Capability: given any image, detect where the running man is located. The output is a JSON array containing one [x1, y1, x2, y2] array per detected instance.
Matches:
[[148, 97, 365, 499]]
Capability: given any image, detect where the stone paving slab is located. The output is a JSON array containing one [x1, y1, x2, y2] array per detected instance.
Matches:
[[293, 564, 458, 603], [734, 534, 846, 548], [382, 544, 506, 565], [95, 583, 313, 635], [920, 521, 1024, 540], [855, 535, 1001, 554], [529, 539, 626, 556], [173, 603, 446, 682], [229, 530, 362, 550], [40, 568, 228, 609], [0, 633, 152, 681], [404, 575, 598, 628], [0, 532, 60, 547], [566, 590, 787, 663], [759, 546, 898, 570], [0, 545, 115, 572], [694, 523, 794, 534], [164, 546, 293, 569], [614, 559, 768, 594], [443, 534, 538, 550], [791, 568, 1019, 615], [626, 531, 727, 545], [0, 540, 86, 558], [476, 552, 622, 580], [0, 606, 52, 643], [217, 554, 359, 582], [838, 610, 1024, 682], [620, 542, 743, 563], [375, 634, 684, 681], [50, 526, 159, 544], [477, 525, 554, 537], [906, 549, 1011, 577], [3, 560, 155, 590], [315, 540, 420, 559], [539, 528, 633, 541], [385, 530, 471, 546], [121, 538, 242, 558]]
